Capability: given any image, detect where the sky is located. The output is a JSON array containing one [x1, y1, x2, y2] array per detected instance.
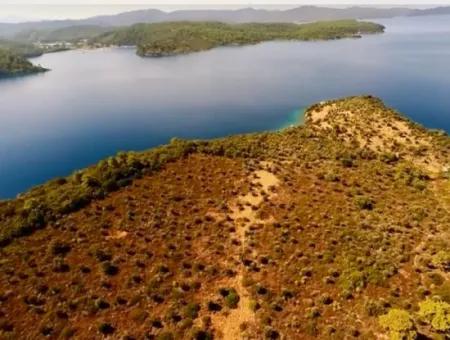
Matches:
[[0, 1, 449, 22], [1, 0, 449, 3]]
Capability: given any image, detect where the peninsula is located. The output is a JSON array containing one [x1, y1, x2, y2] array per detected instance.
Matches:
[[93, 20, 385, 57], [0, 48, 47, 77]]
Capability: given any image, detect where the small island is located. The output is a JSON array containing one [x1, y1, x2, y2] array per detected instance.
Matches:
[[94, 20, 385, 57], [0, 48, 48, 77]]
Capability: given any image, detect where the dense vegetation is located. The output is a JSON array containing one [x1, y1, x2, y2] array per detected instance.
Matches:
[[93, 20, 385, 57], [0, 96, 448, 339], [0, 48, 47, 77]]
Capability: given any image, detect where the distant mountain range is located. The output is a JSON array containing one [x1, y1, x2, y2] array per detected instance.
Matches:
[[1, 5, 450, 38]]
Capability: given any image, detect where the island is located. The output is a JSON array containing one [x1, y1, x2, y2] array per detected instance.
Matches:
[[0, 48, 48, 77], [93, 20, 385, 57], [0, 96, 448, 339]]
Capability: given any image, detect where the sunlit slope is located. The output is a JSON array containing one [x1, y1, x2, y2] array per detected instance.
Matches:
[[0, 96, 448, 339]]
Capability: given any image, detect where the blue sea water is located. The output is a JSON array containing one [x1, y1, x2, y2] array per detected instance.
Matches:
[[0, 15, 449, 198]]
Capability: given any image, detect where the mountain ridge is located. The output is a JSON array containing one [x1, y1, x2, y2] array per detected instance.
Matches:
[[1, 5, 449, 38]]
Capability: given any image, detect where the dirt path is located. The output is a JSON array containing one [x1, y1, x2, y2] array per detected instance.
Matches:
[[213, 164, 279, 339]]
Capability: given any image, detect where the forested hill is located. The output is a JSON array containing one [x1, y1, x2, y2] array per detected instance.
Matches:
[[0, 39, 44, 58], [0, 48, 47, 77], [93, 20, 384, 57]]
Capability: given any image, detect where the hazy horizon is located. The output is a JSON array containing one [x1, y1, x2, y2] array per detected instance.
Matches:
[[0, 3, 448, 23]]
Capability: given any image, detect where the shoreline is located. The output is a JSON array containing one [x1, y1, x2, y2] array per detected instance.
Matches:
[[0, 106, 307, 200]]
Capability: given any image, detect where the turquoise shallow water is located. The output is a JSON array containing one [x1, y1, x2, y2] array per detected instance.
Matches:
[[0, 15, 450, 198], [277, 108, 306, 130]]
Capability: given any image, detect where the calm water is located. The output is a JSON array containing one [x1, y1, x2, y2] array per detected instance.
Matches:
[[1, 15, 450, 198]]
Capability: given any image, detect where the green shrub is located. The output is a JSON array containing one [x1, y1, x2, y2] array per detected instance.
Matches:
[[380, 152, 399, 164], [49, 240, 71, 257], [434, 283, 450, 304], [98, 322, 115, 335], [340, 270, 366, 292], [428, 272, 445, 286], [432, 251, 450, 271], [101, 262, 119, 276], [218, 287, 241, 308], [191, 329, 213, 340], [417, 298, 450, 332], [183, 303, 200, 319], [319, 293, 333, 305], [129, 308, 148, 323], [324, 172, 340, 182], [52, 258, 70, 273], [249, 299, 260, 312], [60, 327, 76, 338], [340, 157, 354, 168], [225, 294, 240, 309], [355, 196, 374, 210], [365, 299, 387, 317], [94, 249, 112, 262], [378, 309, 416, 340]]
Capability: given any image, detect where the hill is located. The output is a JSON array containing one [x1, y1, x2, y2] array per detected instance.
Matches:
[[0, 96, 448, 339], [410, 6, 450, 16], [93, 20, 384, 57], [0, 48, 47, 77], [14, 25, 113, 44], [0, 5, 449, 39], [0, 39, 44, 57], [85, 5, 412, 26]]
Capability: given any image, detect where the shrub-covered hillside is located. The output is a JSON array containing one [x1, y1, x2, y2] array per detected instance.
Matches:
[[93, 20, 385, 57], [0, 96, 448, 339]]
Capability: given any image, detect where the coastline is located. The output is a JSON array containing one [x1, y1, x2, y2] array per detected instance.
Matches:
[[277, 108, 306, 130], [0, 95, 448, 244]]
